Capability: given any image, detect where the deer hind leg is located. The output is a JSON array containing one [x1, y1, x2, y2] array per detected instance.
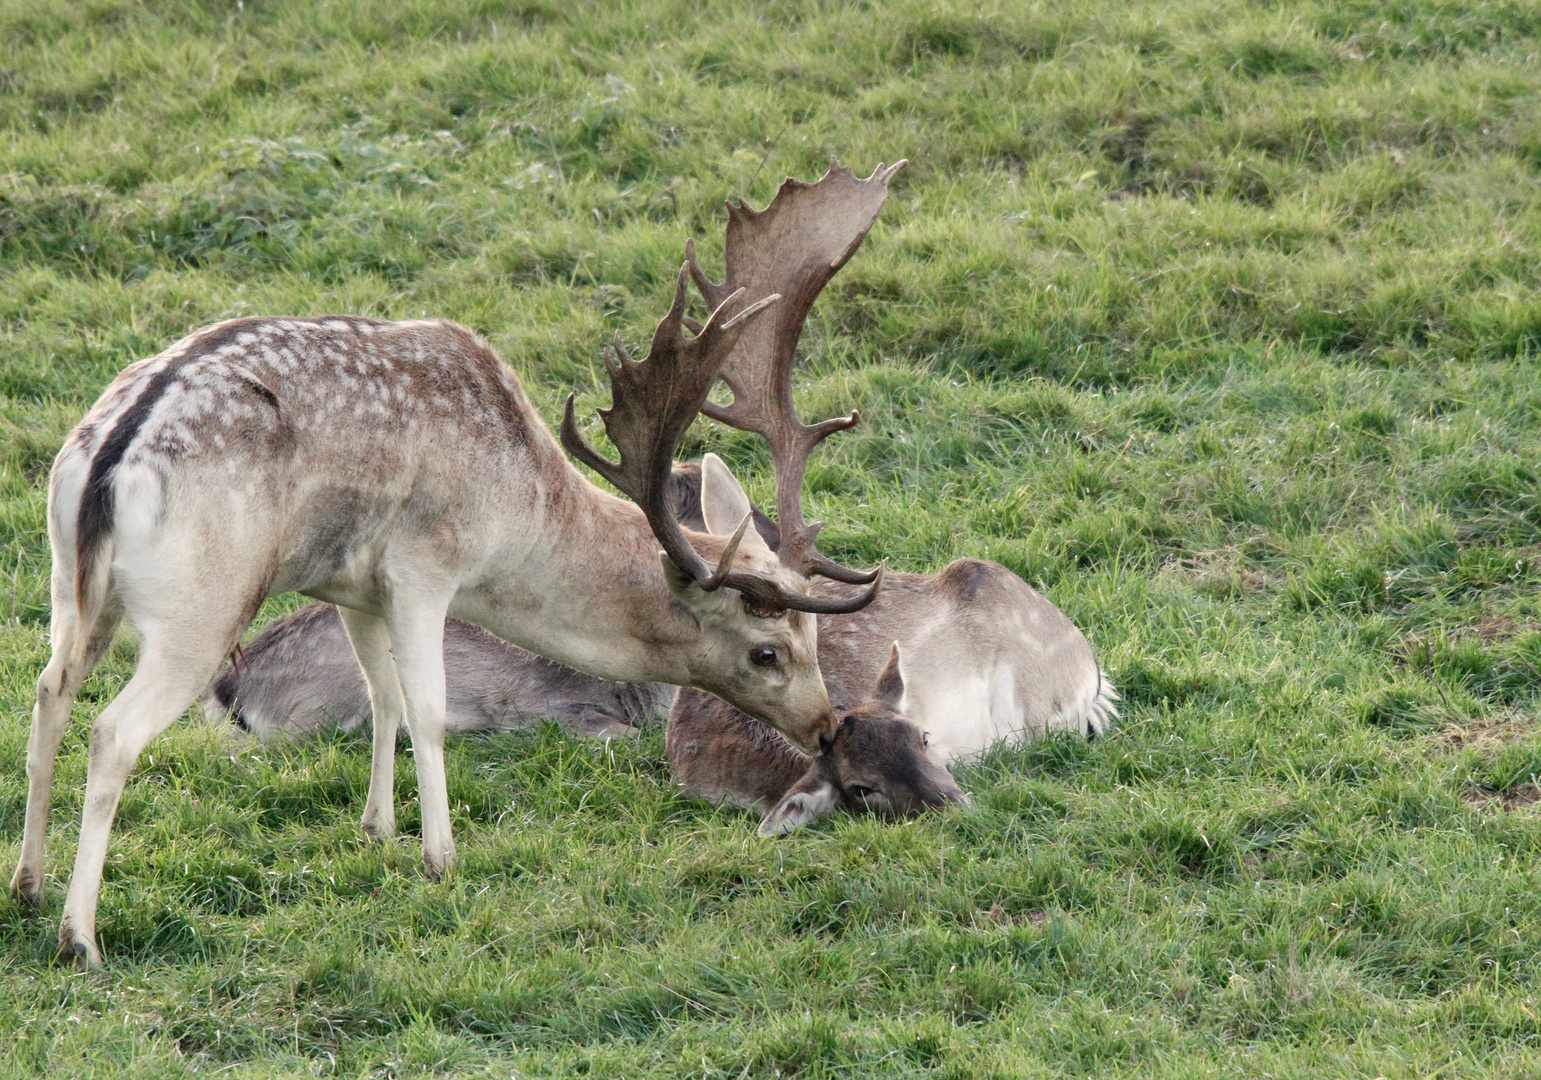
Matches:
[[10, 582, 121, 907], [336, 606, 405, 843], [381, 589, 455, 880], [56, 616, 246, 969]]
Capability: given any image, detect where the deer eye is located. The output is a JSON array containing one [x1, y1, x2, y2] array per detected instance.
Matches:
[[748, 645, 780, 668], [922, 732, 931, 748], [847, 784, 877, 801]]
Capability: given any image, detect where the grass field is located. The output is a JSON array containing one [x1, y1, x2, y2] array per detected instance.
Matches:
[[5, 0, 1541, 1075]]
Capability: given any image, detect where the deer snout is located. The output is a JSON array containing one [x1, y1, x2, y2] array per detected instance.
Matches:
[[776, 708, 839, 756], [799, 706, 839, 756], [931, 780, 971, 810]]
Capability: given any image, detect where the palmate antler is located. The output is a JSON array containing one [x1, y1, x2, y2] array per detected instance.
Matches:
[[560, 264, 877, 617], [686, 159, 905, 586]]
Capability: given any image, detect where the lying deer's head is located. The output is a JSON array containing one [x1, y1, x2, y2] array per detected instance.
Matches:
[[758, 643, 969, 835]]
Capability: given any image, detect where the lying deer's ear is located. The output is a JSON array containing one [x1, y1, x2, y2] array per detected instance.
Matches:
[[872, 641, 906, 712], [757, 777, 838, 836], [699, 454, 754, 534]]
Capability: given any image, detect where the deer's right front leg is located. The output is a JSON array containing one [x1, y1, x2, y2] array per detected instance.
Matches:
[[336, 607, 404, 844], [382, 590, 456, 880]]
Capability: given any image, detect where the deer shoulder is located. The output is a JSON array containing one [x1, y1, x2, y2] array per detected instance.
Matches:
[[804, 561, 1116, 762]]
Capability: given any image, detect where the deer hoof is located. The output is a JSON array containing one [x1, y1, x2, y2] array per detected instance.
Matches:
[[57, 930, 100, 971], [10, 868, 44, 908], [360, 817, 395, 843], [421, 847, 455, 883]]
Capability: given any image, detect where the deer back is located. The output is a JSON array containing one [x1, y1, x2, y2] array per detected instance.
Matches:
[[203, 603, 676, 740]]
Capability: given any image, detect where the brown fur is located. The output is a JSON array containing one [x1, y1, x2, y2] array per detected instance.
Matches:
[[669, 644, 967, 834]]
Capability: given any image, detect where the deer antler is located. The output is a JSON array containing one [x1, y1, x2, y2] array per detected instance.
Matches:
[[561, 263, 879, 617], [686, 158, 905, 587]]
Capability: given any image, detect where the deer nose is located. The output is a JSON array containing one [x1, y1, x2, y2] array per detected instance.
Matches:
[[937, 786, 971, 809]]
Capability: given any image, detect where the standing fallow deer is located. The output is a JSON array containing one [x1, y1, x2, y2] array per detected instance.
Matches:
[[671, 159, 1117, 767], [13, 167, 897, 965]]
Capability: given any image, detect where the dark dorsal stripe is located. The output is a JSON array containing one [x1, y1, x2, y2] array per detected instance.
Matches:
[[73, 318, 265, 608]]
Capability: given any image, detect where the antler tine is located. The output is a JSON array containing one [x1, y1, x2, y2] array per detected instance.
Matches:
[[697, 158, 906, 588], [561, 263, 778, 591], [685, 237, 734, 311]]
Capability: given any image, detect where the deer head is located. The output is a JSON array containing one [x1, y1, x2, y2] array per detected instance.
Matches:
[[757, 643, 968, 835], [560, 264, 878, 751]]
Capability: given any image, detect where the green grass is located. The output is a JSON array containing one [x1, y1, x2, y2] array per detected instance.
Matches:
[[4, 0, 1541, 1074]]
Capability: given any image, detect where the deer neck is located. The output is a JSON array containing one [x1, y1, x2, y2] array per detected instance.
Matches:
[[457, 461, 705, 687]]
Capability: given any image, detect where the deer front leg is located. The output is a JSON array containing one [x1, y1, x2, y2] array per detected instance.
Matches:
[[382, 589, 456, 880], [337, 607, 405, 843]]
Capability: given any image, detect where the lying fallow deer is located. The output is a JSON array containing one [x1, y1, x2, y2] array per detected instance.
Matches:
[[204, 443, 1106, 829], [202, 602, 677, 740], [202, 456, 1095, 833], [202, 590, 960, 835], [670, 641, 967, 834], [673, 163, 1118, 766], [14, 161, 898, 967]]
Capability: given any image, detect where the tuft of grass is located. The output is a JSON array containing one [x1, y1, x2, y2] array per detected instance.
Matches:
[[4, 0, 1541, 1075]]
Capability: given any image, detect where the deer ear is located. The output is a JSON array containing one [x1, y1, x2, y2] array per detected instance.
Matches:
[[699, 454, 754, 533], [757, 775, 838, 836], [871, 642, 906, 712]]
